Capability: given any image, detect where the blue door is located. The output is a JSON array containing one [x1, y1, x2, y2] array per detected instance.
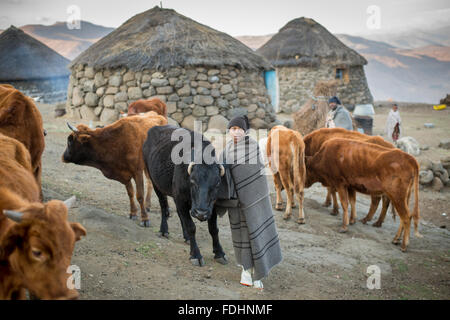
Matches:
[[264, 70, 279, 113]]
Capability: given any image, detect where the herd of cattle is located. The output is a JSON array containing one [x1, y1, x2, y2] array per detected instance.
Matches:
[[0, 84, 422, 299]]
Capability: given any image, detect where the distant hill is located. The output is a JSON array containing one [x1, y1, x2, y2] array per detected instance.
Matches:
[[1, 21, 114, 60], [235, 34, 273, 50]]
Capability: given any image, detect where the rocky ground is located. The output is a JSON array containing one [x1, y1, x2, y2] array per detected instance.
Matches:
[[39, 102, 449, 300]]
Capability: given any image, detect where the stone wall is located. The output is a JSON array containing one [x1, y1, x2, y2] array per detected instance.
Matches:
[[66, 64, 278, 132], [277, 64, 373, 113]]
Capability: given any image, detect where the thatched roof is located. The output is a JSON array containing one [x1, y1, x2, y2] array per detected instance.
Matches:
[[0, 26, 70, 81], [257, 17, 367, 67], [70, 7, 272, 71]]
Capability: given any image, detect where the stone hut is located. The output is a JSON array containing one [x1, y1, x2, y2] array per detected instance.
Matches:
[[257, 17, 373, 113], [66, 7, 277, 132], [0, 26, 70, 103]]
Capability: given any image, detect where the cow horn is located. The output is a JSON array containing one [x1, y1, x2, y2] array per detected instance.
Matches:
[[187, 162, 195, 175], [219, 164, 225, 177], [3, 210, 23, 223], [63, 196, 77, 209], [67, 122, 79, 133]]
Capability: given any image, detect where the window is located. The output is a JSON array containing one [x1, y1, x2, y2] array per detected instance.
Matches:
[[335, 68, 349, 83]]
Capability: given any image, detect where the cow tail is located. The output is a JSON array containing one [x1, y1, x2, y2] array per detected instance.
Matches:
[[293, 141, 304, 195], [412, 164, 422, 238]]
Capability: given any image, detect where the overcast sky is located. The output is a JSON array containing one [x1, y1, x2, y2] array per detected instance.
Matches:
[[1, 0, 449, 35]]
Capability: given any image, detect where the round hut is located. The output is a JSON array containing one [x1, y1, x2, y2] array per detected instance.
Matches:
[[257, 17, 373, 113], [66, 6, 277, 131], [0, 26, 70, 103]]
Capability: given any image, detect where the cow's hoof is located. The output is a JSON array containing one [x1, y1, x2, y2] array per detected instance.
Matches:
[[292, 204, 297, 209], [415, 232, 423, 238], [190, 257, 205, 267], [275, 203, 283, 211], [349, 219, 356, 225], [159, 232, 169, 238], [372, 221, 382, 228], [401, 246, 407, 253], [296, 218, 305, 225], [392, 239, 401, 245], [360, 218, 368, 224], [283, 214, 291, 220], [139, 220, 151, 228], [338, 227, 348, 233], [214, 255, 228, 265], [330, 210, 339, 216], [322, 201, 331, 208]]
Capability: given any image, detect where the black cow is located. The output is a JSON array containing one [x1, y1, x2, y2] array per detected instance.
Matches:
[[143, 125, 227, 266]]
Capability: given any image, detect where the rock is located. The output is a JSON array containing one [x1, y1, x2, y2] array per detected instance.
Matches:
[[181, 115, 197, 131], [419, 158, 433, 171], [72, 87, 84, 107], [436, 169, 449, 185], [177, 85, 191, 97], [140, 82, 150, 89], [114, 102, 128, 113], [103, 95, 115, 108], [431, 161, 446, 175], [220, 84, 233, 95], [100, 108, 119, 124], [211, 89, 220, 98], [123, 71, 135, 82], [196, 73, 208, 81], [441, 156, 450, 169], [167, 117, 180, 127], [395, 136, 420, 156], [207, 69, 220, 76], [80, 105, 97, 120], [250, 118, 268, 129], [255, 108, 266, 118], [114, 92, 128, 102], [168, 93, 180, 102], [167, 102, 177, 114], [193, 95, 214, 106], [128, 87, 143, 100], [143, 87, 156, 97], [84, 67, 95, 79], [156, 86, 173, 95], [438, 139, 450, 150], [171, 112, 184, 123], [167, 68, 182, 78], [142, 74, 151, 83], [196, 87, 210, 95], [247, 104, 258, 112], [94, 106, 103, 116], [83, 80, 95, 92], [217, 99, 229, 108], [206, 106, 219, 116], [227, 107, 247, 119], [151, 78, 169, 87], [84, 92, 99, 107], [96, 87, 105, 96], [431, 177, 444, 192], [420, 145, 429, 151], [208, 76, 219, 84], [192, 106, 206, 117], [105, 87, 119, 95], [208, 115, 228, 133], [423, 123, 434, 128], [109, 75, 122, 87], [419, 170, 434, 185], [151, 72, 164, 79]]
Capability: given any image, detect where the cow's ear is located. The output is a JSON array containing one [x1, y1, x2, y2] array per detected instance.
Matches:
[[0, 225, 26, 260], [78, 134, 90, 144], [70, 223, 86, 241]]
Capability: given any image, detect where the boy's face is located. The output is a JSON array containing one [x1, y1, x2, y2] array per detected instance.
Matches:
[[229, 126, 245, 142]]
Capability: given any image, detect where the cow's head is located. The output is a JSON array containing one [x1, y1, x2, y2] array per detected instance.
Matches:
[[187, 161, 225, 222], [62, 123, 94, 165], [1, 196, 86, 299]]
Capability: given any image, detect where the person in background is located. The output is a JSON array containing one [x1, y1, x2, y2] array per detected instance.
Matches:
[[215, 115, 282, 289], [385, 103, 402, 142], [325, 96, 353, 131]]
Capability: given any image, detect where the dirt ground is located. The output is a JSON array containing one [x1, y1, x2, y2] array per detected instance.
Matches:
[[38, 102, 449, 300]]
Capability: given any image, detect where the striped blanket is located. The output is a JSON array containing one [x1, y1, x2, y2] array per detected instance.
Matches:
[[220, 136, 282, 281]]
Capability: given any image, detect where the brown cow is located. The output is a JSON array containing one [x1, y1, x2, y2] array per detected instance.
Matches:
[[303, 127, 396, 227], [0, 133, 86, 299], [0, 84, 45, 200], [125, 97, 167, 117], [305, 138, 421, 251], [62, 113, 167, 227], [267, 125, 306, 224]]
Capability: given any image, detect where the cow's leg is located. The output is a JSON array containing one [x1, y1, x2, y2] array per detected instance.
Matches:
[[125, 180, 138, 220], [391, 198, 411, 252], [143, 170, 153, 213], [323, 188, 332, 207], [361, 195, 381, 224], [208, 208, 227, 264], [154, 187, 169, 238], [336, 187, 349, 233], [273, 172, 284, 210], [296, 190, 305, 224], [279, 173, 294, 220], [134, 173, 150, 227], [34, 163, 43, 201], [183, 215, 203, 266], [373, 196, 390, 227], [348, 188, 357, 225], [330, 188, 339, 216]]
